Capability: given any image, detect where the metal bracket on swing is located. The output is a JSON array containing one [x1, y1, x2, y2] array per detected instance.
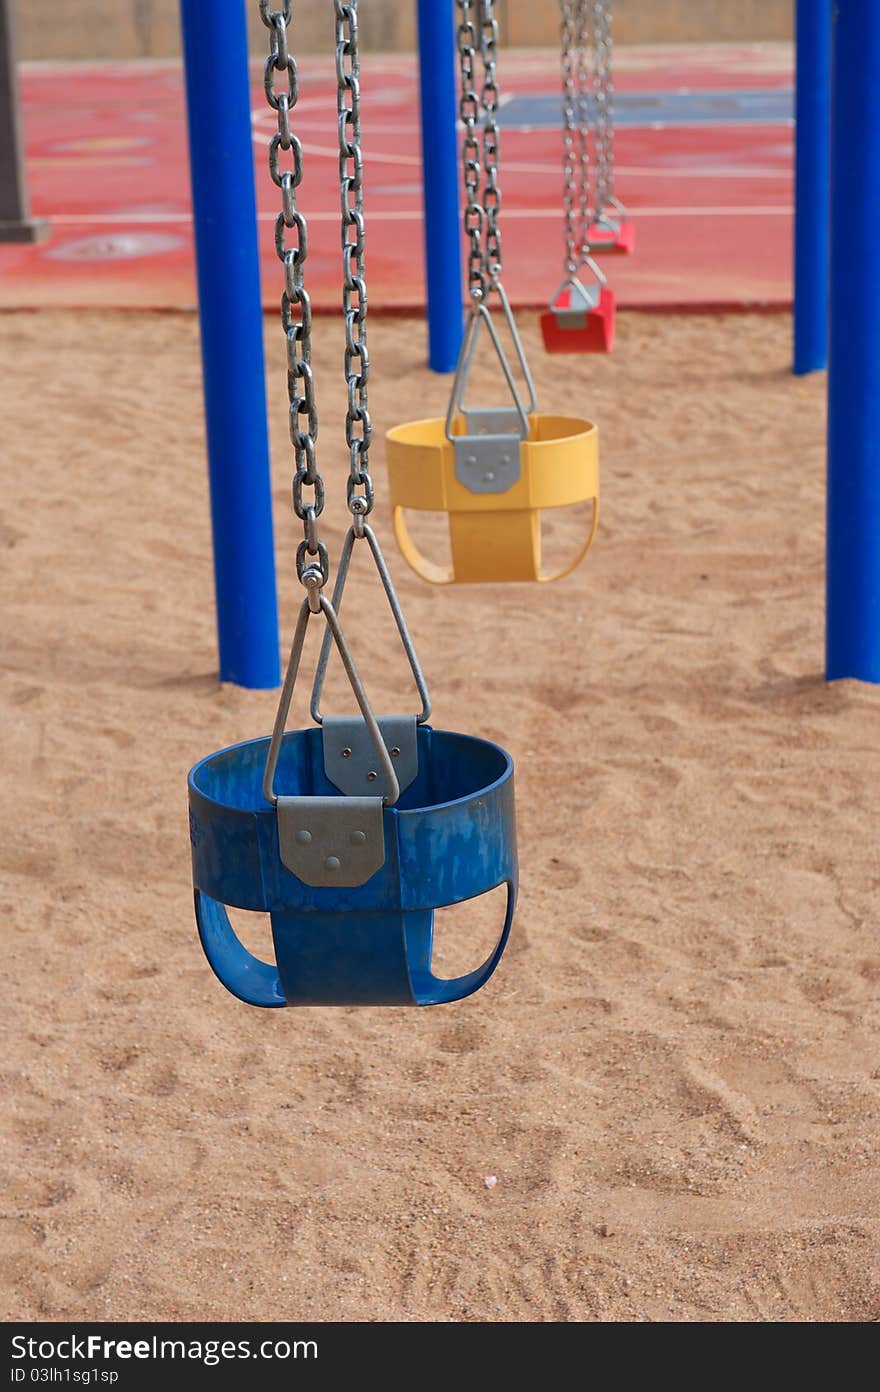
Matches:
[[550, 255, 606, 328], [589, 213, 621, 248], [322, 714, 418, 802], [593, 195, 628, 236], [276, 794, 385, 890], [308, 521, 431, 804], [262, 593, 398, 889], [446, 283, 538, 496], [589, 197, 628, 248]]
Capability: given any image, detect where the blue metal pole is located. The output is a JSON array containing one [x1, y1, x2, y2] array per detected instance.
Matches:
[[793, 0, 831, 375], [179, 0, 280, 689], [826, 0, 880, 682], [416, 0, 463, 373]]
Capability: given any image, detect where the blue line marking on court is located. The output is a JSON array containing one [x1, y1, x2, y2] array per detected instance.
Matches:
[[499, 88, 794, 129]]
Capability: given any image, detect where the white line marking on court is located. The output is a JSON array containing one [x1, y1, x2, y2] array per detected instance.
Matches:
[[46, 205, 793, 227], [248, 120, 790, 180]]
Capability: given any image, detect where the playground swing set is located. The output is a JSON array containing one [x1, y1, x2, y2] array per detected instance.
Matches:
[[174, 0, 880, 1012]]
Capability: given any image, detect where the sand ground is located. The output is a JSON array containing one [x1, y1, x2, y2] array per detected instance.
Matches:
[[1, 309, 879, 1322]]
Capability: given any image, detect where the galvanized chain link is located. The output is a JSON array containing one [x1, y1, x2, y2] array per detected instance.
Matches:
[[334, 0, 373, 534], [456, 0, 507, 296], [258, 1, 430, 758], [260, 1, 328, 599], [479, 2, 503, 286], [591, 0, 614, 220], [559, 0, 617, 265], [457, 0, 486, 300], [560, 0, 592, 274], [450, 0, 537, 436]]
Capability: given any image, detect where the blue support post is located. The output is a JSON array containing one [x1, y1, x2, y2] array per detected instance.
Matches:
[[416, 0, 463, 373], [179, 0, 280, 689], [793, 0, 831, 375], [826, 0, 880, 682]]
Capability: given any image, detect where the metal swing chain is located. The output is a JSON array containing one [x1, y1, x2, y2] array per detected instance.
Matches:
[[450, 0, 537, 434], [261, 2, 374, 563], [560, 0, 592, 274], [259, 0, 328, 603], [314, 0, 430, 727], [258, 1, 428, 805], [335, 0, 374, 535], [591, 0, 615, 222], [479, 1, 503, 287], [457, 0, 486, 301], [456, 0, 504, 296]]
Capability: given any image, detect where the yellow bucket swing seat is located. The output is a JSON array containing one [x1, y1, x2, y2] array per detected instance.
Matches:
[[387, 285, 599, 585]]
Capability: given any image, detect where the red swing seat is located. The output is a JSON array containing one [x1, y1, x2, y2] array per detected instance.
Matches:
[[588, 217, 635, 256], [540, 282, 616, 355]]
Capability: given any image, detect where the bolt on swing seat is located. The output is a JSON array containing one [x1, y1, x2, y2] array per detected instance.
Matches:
[[387, 287, 599, 585], [540, 257, 616, 355], [189, 527, 517, 1008]]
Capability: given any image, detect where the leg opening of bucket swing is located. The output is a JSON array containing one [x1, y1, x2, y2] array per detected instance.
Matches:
[[187, 0, 518, 1010]]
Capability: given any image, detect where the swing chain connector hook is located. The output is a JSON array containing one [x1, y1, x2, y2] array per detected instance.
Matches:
[[589, 195, 626, 242], [443, 281, 538, 495], [349, 494, 369, 540], [446, 282, 537, 443], [550, 252, 607, 317], [263, 593, 401, 809], [301, 563, 325, 614], [310, 523, 432, 727]]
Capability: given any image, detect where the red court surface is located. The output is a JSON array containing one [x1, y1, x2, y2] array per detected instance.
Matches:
[[0, 43, 794, 313]]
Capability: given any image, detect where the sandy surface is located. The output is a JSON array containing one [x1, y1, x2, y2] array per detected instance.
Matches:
[[2, 308, 879, 1323]]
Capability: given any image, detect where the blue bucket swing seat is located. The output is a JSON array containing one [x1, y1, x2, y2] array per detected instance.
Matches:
[[189, 526, 518, 1008], [188, 0, 517, 1010]]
